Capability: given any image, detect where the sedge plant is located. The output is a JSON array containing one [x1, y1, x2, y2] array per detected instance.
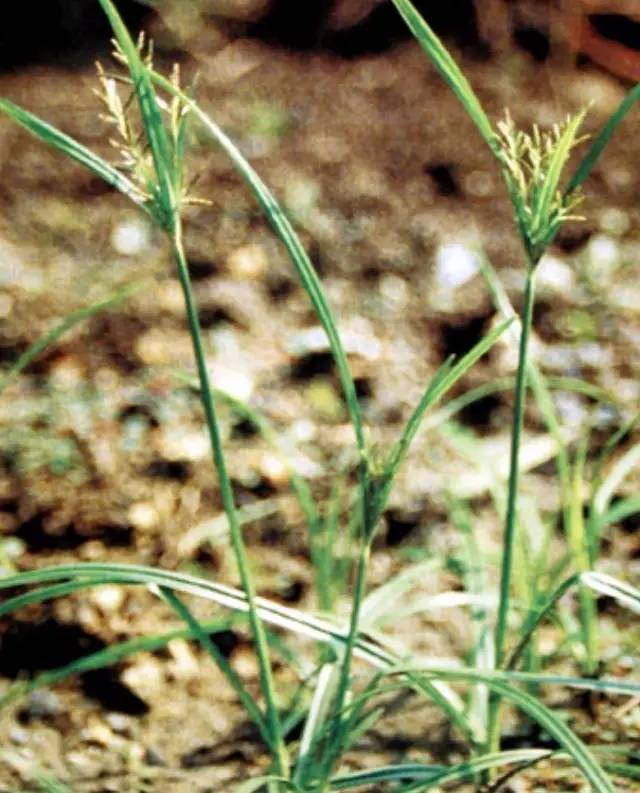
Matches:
[[1, 0, 640, 791], [390, 0, 640, 772]]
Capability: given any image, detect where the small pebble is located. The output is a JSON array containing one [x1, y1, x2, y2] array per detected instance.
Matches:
[[209, 365, 254, 400], [464, 169, 494, 197], [434, 242, 481, 289], [599, 207, 630, 237], [290, 418, 316, 442], [83, 718, 113, 747], [284, 175, 320, 223], [127, 502, 158, 530], [588, 234, 619, 268], [144, 746, 165, 767], [9, 726, 28, 745], [90, 585, 125, 614], [168, 639, 199, 679], [536, 254, 574, 293], [111, 218, 152, 256], [158, 279, 184, 314], [23, 689, 63, 720], [553, 391, 586, 428], [379, 273, 408, 310], [160, 427, 209, 462], [232, 645, 259, 680], [0, 292, 13, 318], [226, 243, 268, 280], [105, 713, 131, 735], [260, 452, 289, 487]]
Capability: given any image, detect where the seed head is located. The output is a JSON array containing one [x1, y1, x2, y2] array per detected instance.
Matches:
[[495, 110, 588, 264]]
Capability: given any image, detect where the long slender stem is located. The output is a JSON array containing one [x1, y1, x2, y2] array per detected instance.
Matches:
[[570, 436, 597, 675], [318, 506, 372, 783], [170, 221, 289, 778], [488, 264, 536, 754]]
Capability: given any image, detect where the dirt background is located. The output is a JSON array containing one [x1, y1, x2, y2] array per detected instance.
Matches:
[[0, 1, 639, 790]]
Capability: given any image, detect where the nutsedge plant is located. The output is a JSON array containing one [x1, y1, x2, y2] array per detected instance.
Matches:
[[0, 0, 639, 791]]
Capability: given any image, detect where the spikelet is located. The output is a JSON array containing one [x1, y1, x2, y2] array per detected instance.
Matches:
[[495, 109, 588, 264]]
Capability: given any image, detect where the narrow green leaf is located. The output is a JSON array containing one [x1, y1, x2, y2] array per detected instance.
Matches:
[[1, 561, 633, 792], [389, 0, 496, 153], [593, 443, 640, 518], [0, 613, 234, 711], [34, 776, 72, 793], [0, 99, 149, 213], [567, 83, 640, 194], [156, 587, 270, 746], [383, 667, 615, 793], [533, 109, 587, 236], [506, 570, 640, 670], [150, 75, 365, 459], [0, 285, 138, 394], [582, 571, 640, 614], [234, 776, 301, 793], [594, 495, 640, 534], [3, 563, 638, 699], [330, 749, 549, 790], [376, 318, 512, 519], [360, 559, 441, 629], [97, 0, 176, 224], [293, 663, 340, 785]]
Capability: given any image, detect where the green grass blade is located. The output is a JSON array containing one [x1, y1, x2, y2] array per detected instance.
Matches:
[[0, 99, 149, 213], [4, 563, 638, 696], [150, 73, 365, 458], [592, 411, 640, 489], [384, 668, 615, 793], [581, 571, 640, 613], [567, 83, 640, 194], [389, 0, 496, 152], [97, 0, 176, 224], [2, 564, 634, 788], [594, 495, 640, 533], [393, 318, 511, 461], [293, 663, 340, 785], [156, 586, 270, 746], [593, 442, 640, 519], [360, 559, 441, 629], [330, 750, 550, 790], [34, 776, 72, 793], [0, 285, 138, 394], [450, 497, 492, 739], [506, 570, 640, 670], [234, 778, 302, 793], [376, 318, 511, 519], [0, 613, 233, 710], [533, 110, 586, 238], [480, 256, 574, 564]]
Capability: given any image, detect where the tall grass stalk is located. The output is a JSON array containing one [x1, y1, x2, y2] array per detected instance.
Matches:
[[392, 0, 640, 770], [170, 222, 288, 773], [1, 0, 639, 789], [487, 264, 535, 755]]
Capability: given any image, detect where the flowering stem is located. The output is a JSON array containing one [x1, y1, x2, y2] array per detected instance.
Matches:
[[170, 218, 289, 780], [488, 262, 537, 755]]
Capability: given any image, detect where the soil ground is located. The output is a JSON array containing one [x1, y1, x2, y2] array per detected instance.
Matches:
[[0, 3, 639, 791]]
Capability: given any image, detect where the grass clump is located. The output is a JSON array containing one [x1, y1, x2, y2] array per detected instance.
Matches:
[[0, 0, 639, 791]]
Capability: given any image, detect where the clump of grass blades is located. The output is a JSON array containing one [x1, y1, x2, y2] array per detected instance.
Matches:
[[0, 0, 639, 791]]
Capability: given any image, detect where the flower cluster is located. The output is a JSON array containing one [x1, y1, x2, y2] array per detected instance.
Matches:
[[495, 110, 587, 264], [95, 36, 208, 223]]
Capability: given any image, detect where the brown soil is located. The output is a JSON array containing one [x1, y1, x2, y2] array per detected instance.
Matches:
[[0, 3, 639, 791]]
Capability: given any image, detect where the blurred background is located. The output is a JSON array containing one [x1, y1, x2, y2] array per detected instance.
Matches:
[[1, 1, 640, 788]]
